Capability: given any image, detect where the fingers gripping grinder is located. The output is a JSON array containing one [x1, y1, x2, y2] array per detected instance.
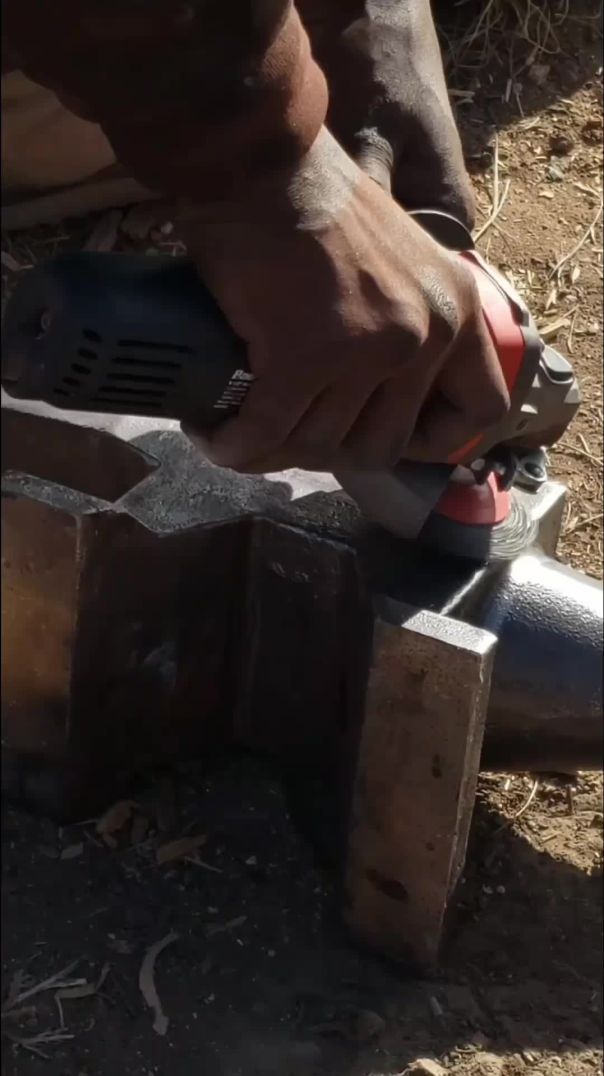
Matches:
[[1, 211, 580, 561]]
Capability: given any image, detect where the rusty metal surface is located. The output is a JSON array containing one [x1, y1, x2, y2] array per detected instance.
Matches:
[[2, 491, 80, 757], [71, 511, 247, 772], [344, 604, 496, 968], [2, 425, 602, 806], [233, 518, 369, 760], [1, 468, 248, 818], [1, 411, 602, 977], [1, 408, 159, 502]]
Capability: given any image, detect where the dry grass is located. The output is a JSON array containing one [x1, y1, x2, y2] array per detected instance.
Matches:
[[440, 0, 602, 88]]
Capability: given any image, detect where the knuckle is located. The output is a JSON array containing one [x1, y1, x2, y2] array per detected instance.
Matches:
[[477, 384, 511, 427], [387, 302, 428, 355]]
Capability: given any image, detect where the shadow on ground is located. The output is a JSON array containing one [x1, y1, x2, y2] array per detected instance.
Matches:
[[434, 0, 603, 169], [2, 755, 601, 1076]]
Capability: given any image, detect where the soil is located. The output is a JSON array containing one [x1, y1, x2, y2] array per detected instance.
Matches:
[[1, 6, 603, 1076]]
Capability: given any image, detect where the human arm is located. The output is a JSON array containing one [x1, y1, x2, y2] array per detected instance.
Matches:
[[298, 0, 474, 226], [2, 0, 506, 472]]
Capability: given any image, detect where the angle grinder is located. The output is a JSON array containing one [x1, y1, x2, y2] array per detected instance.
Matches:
[[1, 210, 580, 561]]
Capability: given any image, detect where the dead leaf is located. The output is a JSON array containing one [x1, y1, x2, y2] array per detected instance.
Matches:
[[538, 315, 571, 340], [1, 1026, 74, 1060], [96, 801, 138, 843], [156, 833, 207, 866], [138, 931, 179, 1037], [84, 210, 123, 252], [205, 915, 247, 938], [60, 843, 84, 861], [186, 855, 222, 874], [2, 961, 81, 1014], [55, 963, 110, 1002], [120, 203, 158, 242], [2, 970, 33, 1012], [1, 251, 26, 271], [107, 938, 134, 955], [544, 284, 558, 310]]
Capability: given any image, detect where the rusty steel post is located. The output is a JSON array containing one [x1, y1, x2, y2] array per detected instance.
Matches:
[[233, 518, 368, 760]]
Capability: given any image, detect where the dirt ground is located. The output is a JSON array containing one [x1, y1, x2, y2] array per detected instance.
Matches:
[[1, 5, 603, 1076]]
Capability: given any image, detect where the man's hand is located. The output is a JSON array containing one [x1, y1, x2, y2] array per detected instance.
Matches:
[[183, 129, 507, 474], [298, 0, 475, 228]]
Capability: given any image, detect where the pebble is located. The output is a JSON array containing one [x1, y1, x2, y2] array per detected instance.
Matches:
[[547, 164, 565, 182], [473, 1053, 505, 1075], [84, 209, 122, 252], [120, 203, 158, 242], [550, 133, 574, 156], [528, 62, 550, 86], [428, 994, 444, 1018], [402, 1060, 445, 1076], [60, 842, 84, 860], [471, 1031, 491, 1048], [352, 1009, 386, 1042]]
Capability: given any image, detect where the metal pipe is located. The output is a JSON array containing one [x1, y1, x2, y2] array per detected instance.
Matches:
[[470, 552, 603, 773]]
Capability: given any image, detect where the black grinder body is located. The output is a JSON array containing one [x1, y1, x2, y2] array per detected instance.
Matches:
[[2, 252, 251, 427]]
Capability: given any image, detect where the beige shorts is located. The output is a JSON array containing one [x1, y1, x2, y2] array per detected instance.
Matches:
[[1, 70, 153, 230]]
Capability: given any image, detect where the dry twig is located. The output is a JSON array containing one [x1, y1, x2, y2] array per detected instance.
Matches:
[[475, 179, 511, 243], [549, 202, 604, 280], [2, 961, 81, 1014], [2, 1025, 74, 1060], [138, 931, 179, 1037]]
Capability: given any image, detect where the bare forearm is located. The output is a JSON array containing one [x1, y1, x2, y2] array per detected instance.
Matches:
[[298, 0, 443, 151], [2, 0, 328, 202], [298, 0, 473, 224]]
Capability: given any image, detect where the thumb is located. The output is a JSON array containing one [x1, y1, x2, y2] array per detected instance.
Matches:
[[352, 130, 394, 193]]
